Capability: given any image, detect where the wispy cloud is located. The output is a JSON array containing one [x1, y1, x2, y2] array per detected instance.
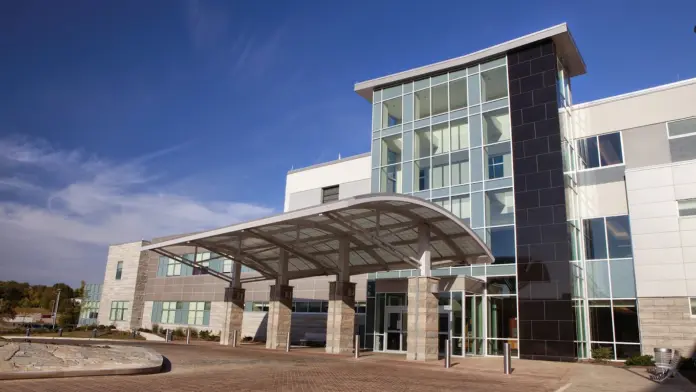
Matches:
[[185, 0, 288, 79], [0, 136, 274, 286]]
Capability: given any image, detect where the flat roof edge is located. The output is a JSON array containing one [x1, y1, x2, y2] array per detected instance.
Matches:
[[354, 23, 582, 101], [572, 77, 696, 110], [287, 152, 370, 174]]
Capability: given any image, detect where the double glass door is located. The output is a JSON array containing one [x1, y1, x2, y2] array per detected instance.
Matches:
[[385, 306, 407, 351]]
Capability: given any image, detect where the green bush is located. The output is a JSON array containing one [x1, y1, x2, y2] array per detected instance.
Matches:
[[625, 355, 654, 366], [189, 328, 199, 339], [199, 330, 210, 340], [174, 327, 186, 338], [151, 324, 159, 334], [592, 347, 614, 363], [241, 336, 253, 343], [138, 328, 152, 333]]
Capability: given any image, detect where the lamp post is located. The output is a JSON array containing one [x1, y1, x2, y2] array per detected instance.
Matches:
[[52, 289, 61, 330]]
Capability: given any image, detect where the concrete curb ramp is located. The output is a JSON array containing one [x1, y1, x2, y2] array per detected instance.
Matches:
[[0, 340, 163, 380]]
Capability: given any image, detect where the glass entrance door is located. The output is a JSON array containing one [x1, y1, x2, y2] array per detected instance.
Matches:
[[465, 294, 484, 355], [385, 307, 407, 351]]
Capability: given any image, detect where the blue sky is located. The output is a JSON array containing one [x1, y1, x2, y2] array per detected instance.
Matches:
[[1, 0, 695, 286]]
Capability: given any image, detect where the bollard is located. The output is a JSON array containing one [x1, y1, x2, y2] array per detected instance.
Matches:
[[25, 327, 31, 341], [355, 334, 360, 359], [58, 328, 63, 337], [285, 333, 290, 352], [232, 330, 238, 347], [186, 328, 190, 345], [132, 330, 137, 339], [503, 342, 512, 375], [92, 328, 97, 338], [445, 339, 451, 368]]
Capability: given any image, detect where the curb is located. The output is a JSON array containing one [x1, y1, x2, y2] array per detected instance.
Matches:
[[0, 341, 164, 380], [2, 336, 142, 343], [0, 360, 163, 380]]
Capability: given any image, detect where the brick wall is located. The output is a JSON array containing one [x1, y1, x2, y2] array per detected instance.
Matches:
[[638, 297, 696, 356]]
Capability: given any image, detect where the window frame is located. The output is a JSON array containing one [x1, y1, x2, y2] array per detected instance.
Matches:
[[321, 185, 339, 203], [166, 258, 182, 276], [677, 198, 696, 218], [666, 116, 696, 139], [109, 301, 128, 321], [690, 298, 696, 317], [487, 155, 505, 179], [115, 261, 123, 280], [575, 132, 625, 171]]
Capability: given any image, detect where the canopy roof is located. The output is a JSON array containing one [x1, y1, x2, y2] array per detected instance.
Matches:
[[142, 194, 494, 282]]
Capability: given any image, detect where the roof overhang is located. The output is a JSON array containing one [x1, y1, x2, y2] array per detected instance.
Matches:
[[354, 23, 585, 102], [142, 194, 494, 282]]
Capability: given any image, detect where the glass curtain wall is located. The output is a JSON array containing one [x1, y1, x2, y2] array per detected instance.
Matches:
[[368, 56, 517, 357]]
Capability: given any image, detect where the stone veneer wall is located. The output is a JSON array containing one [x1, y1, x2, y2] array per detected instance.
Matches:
[[638, 297, 696, 357], [97, 241, 146, 330]]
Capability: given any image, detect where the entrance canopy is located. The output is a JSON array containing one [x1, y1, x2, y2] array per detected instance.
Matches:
[[142, 194, 494, 283]]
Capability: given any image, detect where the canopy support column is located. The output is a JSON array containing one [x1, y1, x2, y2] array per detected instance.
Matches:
[[408, 223, 439, 361], [326, 238, 356, 354], [266, 250, 293, 350], [221, 261, 244, 346]]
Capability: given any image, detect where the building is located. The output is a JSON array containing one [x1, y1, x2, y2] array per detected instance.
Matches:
[[95, 23, 696, 361], [77, 283, 102, 326]]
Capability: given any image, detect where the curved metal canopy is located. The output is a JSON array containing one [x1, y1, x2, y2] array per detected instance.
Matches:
[[142, 194, 494, 282]]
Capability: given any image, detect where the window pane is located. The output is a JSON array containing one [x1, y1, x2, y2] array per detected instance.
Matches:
[[431, 197, 450, 211], [481, 66, 508, 102], [450, 118, 469, 151], [482, 108, 510, 144], [670, 135, 696, 162], [589, 300, 613, 342], [381, 97, 403, 128], [606, 216, 632, 258], [372, 103, 380, 131], [485, 142, 511, 180], [616, 344, 641, 360], [587, 261, 610, 298], [485, 189, 514, 226], [414, 159, 430, 191], [381, 135, 402, 165], [667, 117, 696, 138], [487, 277, 516, 295], [583, 218, 607, 259], [487, 296, 517, 343], [451, 150, 470, 186], [450, 78, 468, 110], [431, 155, 449, 189], [414, 89, 430, 120], [610, 259, 636, 298], [414, 127, 430, 158], [578, 137, 600, 169], [690, 298, 696, 316], [431, 123, 450, 155], [678, 199, 696, 217], [598, 133, 623, 166], [487, 226, 515, 264], [380, 164, 402, 193], [451, 194, 471, 225], [468, 74, 481, 106], [613, 300, 639, 343], [432, 83, 448, 116]]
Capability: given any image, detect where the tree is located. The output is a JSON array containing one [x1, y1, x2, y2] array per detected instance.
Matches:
[[0, 299, 16, 321]]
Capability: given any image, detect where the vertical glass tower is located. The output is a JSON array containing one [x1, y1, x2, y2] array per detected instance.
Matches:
[[358, 24, 587, 361]]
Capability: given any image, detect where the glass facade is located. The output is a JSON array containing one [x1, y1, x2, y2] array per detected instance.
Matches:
[[368, 56, 516, 356], [560, 60, 640, 361]]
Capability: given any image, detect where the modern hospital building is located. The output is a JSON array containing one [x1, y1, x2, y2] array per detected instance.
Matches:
[[82, 24, 696, 362]]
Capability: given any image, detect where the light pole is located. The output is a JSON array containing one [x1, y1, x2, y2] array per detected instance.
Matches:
[[52, 289, 61, 330]]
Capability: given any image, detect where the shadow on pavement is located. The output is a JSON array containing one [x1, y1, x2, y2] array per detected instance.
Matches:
[[161, 356, 172, 373]]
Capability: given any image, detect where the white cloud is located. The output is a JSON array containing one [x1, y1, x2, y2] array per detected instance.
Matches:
[[0, 136, 274, 286]]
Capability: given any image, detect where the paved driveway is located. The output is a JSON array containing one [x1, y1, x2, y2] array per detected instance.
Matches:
[[0, 341, 691, 392]]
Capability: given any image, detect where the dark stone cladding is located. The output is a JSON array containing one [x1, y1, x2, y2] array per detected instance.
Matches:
[[507, 40, 577, 362]]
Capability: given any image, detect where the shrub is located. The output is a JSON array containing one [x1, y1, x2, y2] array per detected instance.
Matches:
[[108, 324, 116, 330], [592, 347, 614, 363], [97, 324, 107, 330], [625, 355, 654, 366], [138, 328, 152, 333], [241, 336, 253, 343], [207, 332, 220, 342], [189, 328, 199, 339], [151, 324, 159, 334], [199, 330, 210, 340], [174, 327, 186, 338]]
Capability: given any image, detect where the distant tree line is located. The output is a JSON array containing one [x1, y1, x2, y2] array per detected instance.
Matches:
[[0, 280, 84, 326]]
